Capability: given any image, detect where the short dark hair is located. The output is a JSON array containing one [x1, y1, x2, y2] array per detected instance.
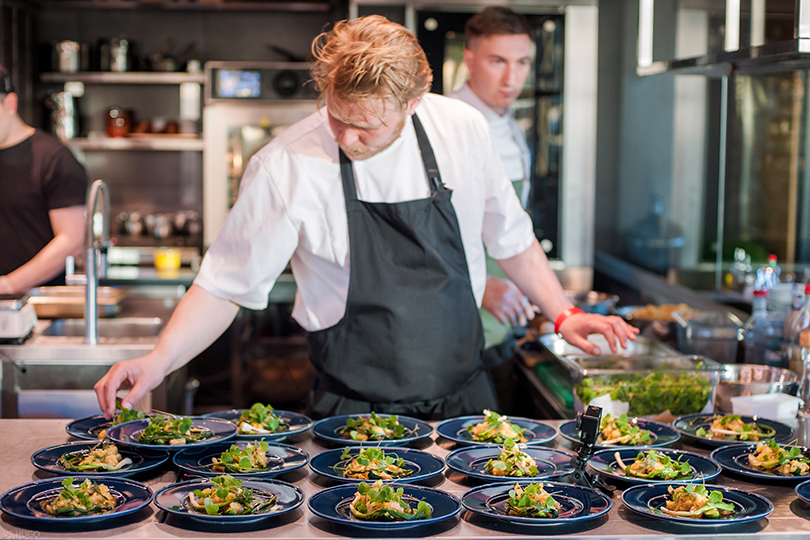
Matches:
[[0, 64, 13, 96], [465, 6, 531, 45]]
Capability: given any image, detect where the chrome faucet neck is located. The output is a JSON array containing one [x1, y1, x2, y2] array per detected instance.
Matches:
[[85, 179, 110, 345]]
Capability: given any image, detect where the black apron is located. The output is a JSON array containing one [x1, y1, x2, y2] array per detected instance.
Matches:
[[306, 114, 497, 420]]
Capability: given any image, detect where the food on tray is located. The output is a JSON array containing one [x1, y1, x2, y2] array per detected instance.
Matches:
[[136, 414, 212, 445], [576, 368, 713, 417], [628, 303, 691, 321], [695, 414, 775, 442], [40, 477, 117, 517], [598, 414, 652, 446], [97, 405, 146, 439], [483, 438, 538, 477], [338, 412, 406, 441], [615, 449, 693, 480], [58, 442, 133, 472], [334, 447, 413, 480], [211, 440, 271, 473], [187, 474, 277, 516], [467, 409, 527, 444], [658, 484, 734, 519], [747, 439, 810, 476], [348, 480, 431, 521], [236, 403, 287, 435], [505, 482, 561, 518]]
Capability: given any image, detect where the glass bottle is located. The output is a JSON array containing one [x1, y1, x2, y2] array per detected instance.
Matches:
[[799, 329, 810, 418], [742, 289, 787, 367], [784, 283, 810, 373]]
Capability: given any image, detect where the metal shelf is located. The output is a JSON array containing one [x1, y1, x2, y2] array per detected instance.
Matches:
[[65, 136, 204, 151], [40, 72, 204, 85], [34, 0, 332, 12]]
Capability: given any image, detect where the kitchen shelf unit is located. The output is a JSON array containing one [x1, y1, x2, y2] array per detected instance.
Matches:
[[40, 71, 204, 85], [65, 136, 203, 151], [32, 0, 333, 12]]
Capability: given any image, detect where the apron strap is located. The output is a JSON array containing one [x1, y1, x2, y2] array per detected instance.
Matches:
[[338, 113, 447, 203]]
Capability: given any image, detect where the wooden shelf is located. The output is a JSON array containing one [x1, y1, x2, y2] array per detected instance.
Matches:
[[65, 136, 204, 151], [40, 72, 204, 85]]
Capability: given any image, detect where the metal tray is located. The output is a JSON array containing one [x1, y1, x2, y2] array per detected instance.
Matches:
[[538, 333, 680, 365], [28, 286, 126, 318]]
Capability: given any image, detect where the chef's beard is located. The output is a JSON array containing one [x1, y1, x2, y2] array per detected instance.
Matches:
[[337, 114, 407, 161]]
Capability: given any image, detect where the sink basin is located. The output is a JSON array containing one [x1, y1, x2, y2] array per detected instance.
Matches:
[[40, 317, 163, 338]]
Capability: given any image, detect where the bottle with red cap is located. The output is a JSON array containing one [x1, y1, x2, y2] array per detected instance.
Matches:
[[740, 265, 787, 367], [784, 280, 810, 373]]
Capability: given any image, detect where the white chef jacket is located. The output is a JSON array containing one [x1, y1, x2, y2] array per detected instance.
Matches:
[[194, 93, 535, 331], [448, 83, 531, 207]]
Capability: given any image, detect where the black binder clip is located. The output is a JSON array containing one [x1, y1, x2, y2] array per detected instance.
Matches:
[[568, 405, 615, 497]]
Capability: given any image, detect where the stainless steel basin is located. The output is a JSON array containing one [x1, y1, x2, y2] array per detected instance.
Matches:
[[40, 317, 163, 338]]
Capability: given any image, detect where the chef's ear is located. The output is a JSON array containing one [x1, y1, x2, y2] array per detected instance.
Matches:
[[1, 91, 17, 113], [405, 98, 421, 116]]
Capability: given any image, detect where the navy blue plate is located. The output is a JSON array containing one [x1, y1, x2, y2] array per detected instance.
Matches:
[[173, 441, 308, 478], [589, 447, 721, 485], [795, 479, 810, 504], [311, 414, 434, 447], [307, 483, 461, 529], [309, 447, 444, 484], [106, 417, 237, 452], [461, 480, 612, 526], [0, 476, 152, 524], [66, 415, 114, 441], [202, 409, 312, 441], [31, 441, 169, 477], [435, 415, 556, 446], [711, 444, 810, 482], [673, 413, 794, 447], [621, 483, 773, 526], [445, 444, 574, 482], [558, 418, 680, 449], [154, 477, 303, 523]]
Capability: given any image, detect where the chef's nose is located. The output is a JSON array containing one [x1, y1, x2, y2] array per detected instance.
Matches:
[[503, 64, 517, 86], [336, 126, 361, 147]]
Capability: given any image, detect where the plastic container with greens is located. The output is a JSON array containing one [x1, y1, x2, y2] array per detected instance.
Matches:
[[568, 354, 722, 418]]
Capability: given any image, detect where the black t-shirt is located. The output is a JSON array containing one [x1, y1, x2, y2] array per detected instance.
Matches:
[[0, 130, 88, 278]]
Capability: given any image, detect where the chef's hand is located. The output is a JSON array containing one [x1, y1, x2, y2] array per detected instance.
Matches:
[[482, 276, 536, 327], [557, 313, 639, 355], [94, 353, 169, 419]]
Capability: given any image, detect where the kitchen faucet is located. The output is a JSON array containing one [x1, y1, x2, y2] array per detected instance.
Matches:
[[85, 179, 110, 344]]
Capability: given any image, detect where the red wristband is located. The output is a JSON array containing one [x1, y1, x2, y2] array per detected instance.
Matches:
[[554, 307, 585, 334]]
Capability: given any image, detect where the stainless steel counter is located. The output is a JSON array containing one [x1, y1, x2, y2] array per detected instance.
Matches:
[[1, 418, 810, 539]]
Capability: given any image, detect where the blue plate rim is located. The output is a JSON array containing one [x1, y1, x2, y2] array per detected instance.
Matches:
[[435, 415, 557, 446], [106, 416, 237, 451], [588, 447, 721, 485], [306, 482, 461, 529], [311, 414, 434, 446], [0, 475, 153, 523], [66, 414, 112, 441], [710, 443, 810, 482], [673, 413, 795, 447], [171, 440, 309, 477], [621, 482, 774, 526], [445, 444, 575, 482], [308, 447, 445, 484], [202, 409, 313, 440], [31, 440, 169, 476], [558, 418, 680, 449], [795, 478, 810, 504], [153, 477, 304, 522], [460, 479, 613, 526]]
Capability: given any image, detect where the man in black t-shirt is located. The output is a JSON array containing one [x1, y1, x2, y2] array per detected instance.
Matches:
[[0, 64, 87, 295]]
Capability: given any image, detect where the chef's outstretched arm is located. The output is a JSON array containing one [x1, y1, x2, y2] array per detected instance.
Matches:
[[497, 239, 638, 355], [94, 284, 240, 418]]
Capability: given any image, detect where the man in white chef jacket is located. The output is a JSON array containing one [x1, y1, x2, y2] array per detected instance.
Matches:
[[449, 7, 535, 412], [95, 16, 636, 420]]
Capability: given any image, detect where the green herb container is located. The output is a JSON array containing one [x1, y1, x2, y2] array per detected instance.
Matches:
[[567, 355, 722, 417]]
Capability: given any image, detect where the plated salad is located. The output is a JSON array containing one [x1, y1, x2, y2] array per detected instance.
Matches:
[[615, 449, 693, 480], [211, 440, 271, 474], [338, 412, 406, 442], [599, 414, 652, 446], [58, 442, 133, 472], [484, 439, 538, 477], [333, 447, 413, 480], [348, 480, 432, 521], [696, 415, 775, 442], [186, 475, 277, 516], [505, 482, 561, 518], [747, 439, 810, 476], [40, 478, 117, 517], [236, 403, 288, 435], [467, 410, 527, 444], [137, 415, 212, 445], [97, 405, 146, 439], [658, 484, 734, 519]]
